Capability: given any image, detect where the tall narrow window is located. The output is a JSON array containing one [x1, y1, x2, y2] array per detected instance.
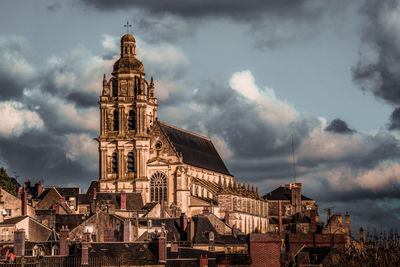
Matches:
[[128, 110, 136, 130], [127, 152, 135, 173], [150, 171, 167, 203], [113, 110, 119, 131], [112, 152, 118, 173]]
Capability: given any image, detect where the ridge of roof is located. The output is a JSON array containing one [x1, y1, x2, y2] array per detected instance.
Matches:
[[158, 121, 211, 141]]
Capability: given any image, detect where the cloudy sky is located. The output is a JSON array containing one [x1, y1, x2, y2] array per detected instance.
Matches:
[[1, 0, 400, 233]]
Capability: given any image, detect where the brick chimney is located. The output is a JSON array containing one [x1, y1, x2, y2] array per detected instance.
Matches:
[[21, 189, 27, 216], [345, 211, 351, 236], [35, 182, 43, 197], [120, 190, 126, 210], [81, 243, 89, 265], [202, 206, 210, 215], [310, 209, 316, 232], [278, 200, 282, 233], [199, 255, 208, 267], [359, 227, 365, 245], [59, 225, 70, 255], [157, 230, 166, 263], [17, 187, 22, 199], [14, 229, 25, 256], [160, 200, 166, 218], [123, 219, 131, 242]]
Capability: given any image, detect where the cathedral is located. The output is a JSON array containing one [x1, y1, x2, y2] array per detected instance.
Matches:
[[94, 33, 268, 234]]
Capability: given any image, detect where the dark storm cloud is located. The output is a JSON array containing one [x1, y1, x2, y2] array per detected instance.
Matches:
[[81, 0, 348, 46], [352, 0, 400, 106], [67, 91, 98, 108], [388, 107, 400, 130], [0, 130, 96, 186], [325, 118, 354, 134], [81, 0, 341, 21]]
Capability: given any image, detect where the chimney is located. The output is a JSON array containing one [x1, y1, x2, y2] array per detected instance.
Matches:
[[202, 206, 210, 215], [310, 209, 316, 232], [93, 188, 97, 200], [81, 243, 89, 265], [123, 219, 131, 242], [199, 255, 208, 267], [327, 208, 332, 223], [59, 225, 70, 255], [278, 200, 283, 233], [155, 228, 167, 263], [345, 211, 351, 236], [14, 229, 25, 256], [21, 189, 27, 216], [17, 187, 22, 199], [35, 182, 43, 197], [359, 227, 365, 245], [24, 180, 30, 193], [120, 190, 126, 210], [160, 200, 166, 218], [224, 211, 230, 225], [180, 213, 187, 233]]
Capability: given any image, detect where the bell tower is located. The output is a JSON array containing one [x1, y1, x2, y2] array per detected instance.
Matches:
[[96, 33, 158, 193]]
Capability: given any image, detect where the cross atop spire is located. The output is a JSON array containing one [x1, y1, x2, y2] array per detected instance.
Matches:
[[124, 21, 132, 34]]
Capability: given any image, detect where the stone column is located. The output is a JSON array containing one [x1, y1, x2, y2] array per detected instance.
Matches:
[[100, 148, 107, 180], [100, 106, 106, 136], [119, 106, 124, 136], [118, 147, 125, 179]]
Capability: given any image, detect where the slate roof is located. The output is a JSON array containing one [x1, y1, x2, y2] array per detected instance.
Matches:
[[81, 242, 158, 265], [55, 214, 86, 232], [263, 186, 312, 201], [159, 122, 231, 176], [55, 187, 80, 197], [192, 215, 248, 245], [138, 218, 181, 242]]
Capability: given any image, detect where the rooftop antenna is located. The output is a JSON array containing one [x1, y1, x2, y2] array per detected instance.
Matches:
[[124, 21, 132, 34], [291, 134, 296, 182]]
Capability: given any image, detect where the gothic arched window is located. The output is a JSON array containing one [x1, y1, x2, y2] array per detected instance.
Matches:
[[113, 110, 119, 131], [150, 171, 167, 203], [127, 152, 135, 173], [128, 110, 136, 130], [112, 152, 118, 173]]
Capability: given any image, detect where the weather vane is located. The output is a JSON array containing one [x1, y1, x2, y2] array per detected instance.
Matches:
[[124, 21, 132, 34]]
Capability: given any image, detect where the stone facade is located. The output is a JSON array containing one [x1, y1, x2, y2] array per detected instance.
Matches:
[[94, 33, 269, 234]]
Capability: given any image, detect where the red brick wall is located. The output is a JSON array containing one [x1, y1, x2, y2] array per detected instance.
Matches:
[[249, 233, 282, 267]]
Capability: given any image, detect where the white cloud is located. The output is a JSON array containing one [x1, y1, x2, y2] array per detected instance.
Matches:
[[0, 101, 43, 137], [229, 70, 297, 126]]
